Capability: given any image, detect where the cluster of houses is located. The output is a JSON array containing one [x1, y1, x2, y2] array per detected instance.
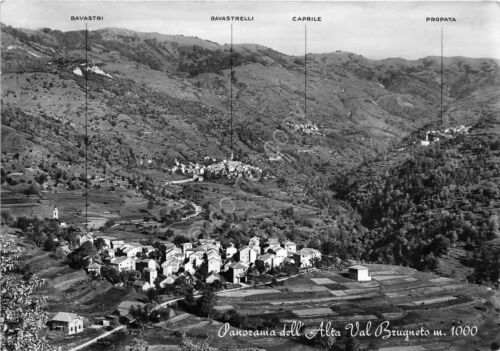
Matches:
[[286, 121, 323, 136], [47, 236, 375, 336], [420, 125, 471, 146], [76, 232, 323, 290], [168, 158, 263, 182]]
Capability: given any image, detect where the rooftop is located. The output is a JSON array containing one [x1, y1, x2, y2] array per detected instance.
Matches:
[[51, 312, 83, 323]]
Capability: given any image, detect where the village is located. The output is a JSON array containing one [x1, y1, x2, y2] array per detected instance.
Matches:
[[38, 206, 384, 344], [167, 158, 264, 183], [419, 124, 472, 146]]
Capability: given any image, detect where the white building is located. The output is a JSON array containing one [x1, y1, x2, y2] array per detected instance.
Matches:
[[228, 262, 247, 284], [78, 233, 94, 246], [239, 246, 257, 264], [159, 275, 178, 288], [272, 247, 288, 266], [256, 253, 276, 271], [207, 255, 222, 273], [48, 312, 84, 335], [143, 267, 157, 287], [348, 265, 371, 281], [284, 241, 297, 254], [295, 248, 321, 268], [121, 245, 142, 258], [226, 243, 237, 258], [110, 257, 136, 272]]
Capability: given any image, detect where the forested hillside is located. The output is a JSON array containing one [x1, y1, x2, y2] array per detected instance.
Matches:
[[1, 23, 499, 285], [334, 116, 500, 284]]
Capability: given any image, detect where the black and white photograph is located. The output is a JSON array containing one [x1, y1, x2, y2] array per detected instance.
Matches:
[[1, 1, 499, 350]]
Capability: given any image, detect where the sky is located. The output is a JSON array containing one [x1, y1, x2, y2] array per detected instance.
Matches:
[[1, 1, 499, 60]]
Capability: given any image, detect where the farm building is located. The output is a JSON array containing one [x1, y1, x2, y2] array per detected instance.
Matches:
[[48, 312, 84, 335], [349, 265, 372, 281]]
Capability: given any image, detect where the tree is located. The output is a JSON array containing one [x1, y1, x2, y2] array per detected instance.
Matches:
[[35, 173, 48, 185], [24, 184, 40, 196], [1, 239, 55, 351], [43, 237, 57, 251], [66, 241, 96, 269], [147, 199, 155, 210], [126, 337, 149, 351], [198, 286, 217, 318], [94, 237, 107, 250], [345, 337, 361, 351], [146, 287, 159, 302], [180, 332, 216, 351], [101, 266, 121, 284], [1, 211, 14, 226], [173, 234, 190, 247]]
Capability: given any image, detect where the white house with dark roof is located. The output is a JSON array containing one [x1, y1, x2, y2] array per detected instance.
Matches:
[[48, 312, 84, 335]]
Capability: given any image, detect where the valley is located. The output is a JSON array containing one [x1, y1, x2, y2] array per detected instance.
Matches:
[[1, 21, 499, 351]]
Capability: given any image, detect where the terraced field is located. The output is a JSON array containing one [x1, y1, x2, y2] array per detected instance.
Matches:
[[215, 264, 500, 350]]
